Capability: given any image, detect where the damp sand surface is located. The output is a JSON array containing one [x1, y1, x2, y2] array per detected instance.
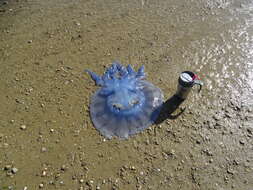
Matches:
[[0, 0, 253, 189]]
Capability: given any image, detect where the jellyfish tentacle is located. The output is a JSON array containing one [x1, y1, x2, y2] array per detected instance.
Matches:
[[126, 65, 136, 76], [85, 70, 104, 86], [136, 65, 145, 79]]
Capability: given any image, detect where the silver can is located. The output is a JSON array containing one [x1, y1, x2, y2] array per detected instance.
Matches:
[[175, 71, 203, 100]]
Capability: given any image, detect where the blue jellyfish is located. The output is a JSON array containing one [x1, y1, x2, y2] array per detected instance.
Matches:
[[86, 61, 164, 139]]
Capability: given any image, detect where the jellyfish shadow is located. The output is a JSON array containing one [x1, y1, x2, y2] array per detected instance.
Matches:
[[155, 95, 185, 124]]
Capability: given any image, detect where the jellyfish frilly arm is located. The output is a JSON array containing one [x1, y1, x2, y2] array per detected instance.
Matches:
[[136, 65, 145, 79], [85, 70, 104, 86], [86, 63, 145, 86]]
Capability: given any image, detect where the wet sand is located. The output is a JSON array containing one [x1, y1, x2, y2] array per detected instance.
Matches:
[[0, 0, 252, 189]]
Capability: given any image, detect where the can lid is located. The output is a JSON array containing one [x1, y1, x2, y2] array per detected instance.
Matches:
[[180, 73, 193, 83], [179, 72, 194, 87]]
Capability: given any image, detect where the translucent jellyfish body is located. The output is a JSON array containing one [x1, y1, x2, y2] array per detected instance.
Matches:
[[86, 62, 164, 139]]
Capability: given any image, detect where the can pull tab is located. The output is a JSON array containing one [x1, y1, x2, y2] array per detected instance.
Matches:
[[193, 74, 203, 92]]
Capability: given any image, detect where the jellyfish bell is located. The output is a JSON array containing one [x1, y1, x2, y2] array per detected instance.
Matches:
[[86, 62, 164, 139]]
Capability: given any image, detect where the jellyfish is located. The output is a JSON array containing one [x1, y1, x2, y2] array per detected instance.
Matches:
[[86, 61, 164, 139]]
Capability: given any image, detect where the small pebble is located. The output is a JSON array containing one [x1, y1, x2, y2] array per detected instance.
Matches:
[[4, 165, 12, 170], [41, 170, 47, 177], [75, 22, 81, 26], [61, 165, 67, 171], [227, 168, 234, 175], [79, 179, 84, 183], [130, 166, 136, 170], [239, 140, 245, 145], [39, 183, 44, 188], [20, 125, 26, 130], [49, 180, 54, 185], [72, 175, 77, 180], [11, 167, 18, 174], [4, 143, 9, 147], [41, 147, 47, 152], [6, 171, 13, 176]]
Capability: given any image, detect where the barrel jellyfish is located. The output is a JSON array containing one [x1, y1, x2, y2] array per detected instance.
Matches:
[[86, 62, 164, 139]]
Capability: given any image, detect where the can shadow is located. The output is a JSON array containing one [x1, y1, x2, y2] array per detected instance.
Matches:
[[155, 95, 185, 124]]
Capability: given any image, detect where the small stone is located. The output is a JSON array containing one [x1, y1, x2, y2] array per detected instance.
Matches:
[[28, 40, 33, 43], [49, 180, 54, 185], [39, 183, 44, 188], [61, 165, 67, 171], [239, 140, 245, 145], [227, 168, 234, 175], [59, 181, 64, 185], [6, 171, 13, 176], [79, 179, 84, 183], [224, 176, 229, 182], [168, 149, 175, 156], [41, 170, 47, 177], [41, 147, 47, 152], [86, 180, 94, 186], [20, 125, 26, 130], [233, 160, 239, 165], [72, 175, 77, 180], [3, 143, 9, 147], [75, 22, 81, 26], [130, 166, 136, 170], [50, 129, 54, 133], [96, 186, 101, 190], [4, 165, 12, 170], [203, 149, 213, 156], [11, 167, 18, 174], [23, 186, 28, 190]]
